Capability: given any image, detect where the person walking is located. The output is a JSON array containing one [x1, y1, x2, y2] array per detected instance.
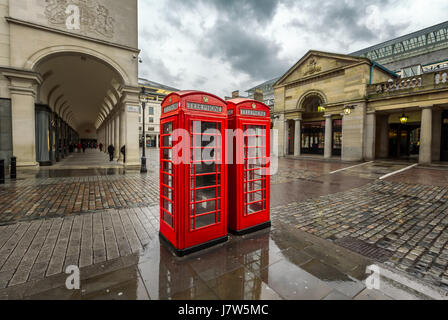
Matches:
[[77, 142, 82, 153], [108, 144, 115, 161], [82, 143, 86, 153], [99, 143, 103, 152], [120, 145, 126, 163]]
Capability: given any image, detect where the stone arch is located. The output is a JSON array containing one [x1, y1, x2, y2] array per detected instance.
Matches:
[[297, 90, 328, 111], [25, 45, 129, 84]]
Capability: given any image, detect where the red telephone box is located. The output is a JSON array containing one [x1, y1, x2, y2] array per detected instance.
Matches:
[[226, 99, 271, 235], [160, 91, 228, 256]]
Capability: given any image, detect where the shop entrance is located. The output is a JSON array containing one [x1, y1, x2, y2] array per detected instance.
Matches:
[[389, 123, 420, 159], [301, 121, 325, 155], [441, 111, 448, 161]]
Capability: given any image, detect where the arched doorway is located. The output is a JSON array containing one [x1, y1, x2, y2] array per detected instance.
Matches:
[[300, 93, 327, 155], [32, 52, 125, 165]]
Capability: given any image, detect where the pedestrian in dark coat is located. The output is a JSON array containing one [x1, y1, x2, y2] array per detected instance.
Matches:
[[108, 145, 115, 161], [120, 145, 126, 163]]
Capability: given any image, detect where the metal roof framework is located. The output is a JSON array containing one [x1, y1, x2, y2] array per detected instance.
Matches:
[[350, 21, 448, 64]]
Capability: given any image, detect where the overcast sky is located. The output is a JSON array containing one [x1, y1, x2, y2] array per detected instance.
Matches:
[[138, 0, 448, 97]]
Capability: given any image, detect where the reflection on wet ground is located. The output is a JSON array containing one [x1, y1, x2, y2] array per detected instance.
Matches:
[[0, 222, 384, 300]]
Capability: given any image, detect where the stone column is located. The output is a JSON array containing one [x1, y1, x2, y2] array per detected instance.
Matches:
[[324, 115, 333, 159], [111, 116, 116, 158], [419, 106, 433, 165], [364, 111, 376, 161], [105, 121, 109, 151], [121, 87, 141, 167], [283, 119, 289, 156], [114, 112, 120, 160], [432, 108, 442, 162], [4, 71, 41, 167], [119, 105, 125, 162], [294, 119, 301, 157]]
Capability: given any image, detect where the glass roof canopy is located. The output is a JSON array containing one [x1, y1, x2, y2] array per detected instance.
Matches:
[[350, 21, 448, 64]]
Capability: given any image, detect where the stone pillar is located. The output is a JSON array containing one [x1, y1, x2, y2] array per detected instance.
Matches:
[[105, 121, 109, 151], [364, 111, 376, 161], [119, 105, 125, 162], [324, 115, 332, 159], [283, 119, 289, 156], [341, 103, 366, 162], [4, 71, 41, 167], [432, 108, 442, 162], [121, 87, 141, 167], [419, 106, 433, 165], [294, 119, 301, 157], [114, 112, 120, 160], [111, 116, 116, 157], [376, 114, 389, 159]]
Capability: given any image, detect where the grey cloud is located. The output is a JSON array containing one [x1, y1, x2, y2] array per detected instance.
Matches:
[[199, 20, 289, 80]]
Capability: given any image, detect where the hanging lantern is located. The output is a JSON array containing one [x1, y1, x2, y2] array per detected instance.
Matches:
[[317, 105, 326, 113], [344, 105, 354, 115], [400, 112, 408, 125]]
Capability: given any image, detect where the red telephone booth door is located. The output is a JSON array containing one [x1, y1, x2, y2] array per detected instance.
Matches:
[[185, 117, 227, 249], [160, 116, 178, 248], [238, 120, 270, 231]]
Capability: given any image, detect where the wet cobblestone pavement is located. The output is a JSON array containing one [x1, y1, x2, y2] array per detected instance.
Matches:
[[272, 180, 448, 289], [0, 149, 448, 299]]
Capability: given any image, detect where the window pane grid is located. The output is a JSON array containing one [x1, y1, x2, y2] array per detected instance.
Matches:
[[189, 120, 222, 230]]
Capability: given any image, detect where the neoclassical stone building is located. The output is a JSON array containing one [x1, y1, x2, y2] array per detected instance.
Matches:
[[0, 0, 140, 168], [274, 50, 448, 164]]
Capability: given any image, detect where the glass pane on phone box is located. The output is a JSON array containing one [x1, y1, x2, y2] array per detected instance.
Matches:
[[196, 174, 219, 188], [196, 187, 220, 202], [191, 148, 202, 162], [195, 200, 216, 215], [246, 202, 264, 215], [163, 148, 172, 160], [163, 212, 172, 227], [192, 163, 217, 175], [163, 123, 172, 134], [201, 148, 216, 162], [191, 133, 202, 147], [191, 121, 201, 134], [201, 122, 218, 133], [163, 135, 172, 147], [162, 174, 172, 187], [244, 169, 262, 180], [162, 161, 172, 173], [246, 190, 264, 203], [202, 135, 217, 148], [163, 198, 172, 212], [162, 187, 172, 200], [245, 180, 264, 192], [195, 213, 217, 229]]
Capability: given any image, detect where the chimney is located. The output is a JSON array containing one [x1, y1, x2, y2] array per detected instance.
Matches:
[[254, 89, 263, 102], [232, 90, 240, 98]]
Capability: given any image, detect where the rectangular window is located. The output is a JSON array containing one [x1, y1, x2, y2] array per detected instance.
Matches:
[[148, 107, 154, 115]]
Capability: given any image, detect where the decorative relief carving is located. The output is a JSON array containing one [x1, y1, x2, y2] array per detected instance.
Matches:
[[303, 57, 322, 77], [44, 0, 115, 38]]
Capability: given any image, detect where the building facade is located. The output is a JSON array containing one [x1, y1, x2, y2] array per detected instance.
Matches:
[[274, 22, 448, 164], [138, 78, 179, 148], [0, 0, 140, 168], [274, 50, 448, 164]]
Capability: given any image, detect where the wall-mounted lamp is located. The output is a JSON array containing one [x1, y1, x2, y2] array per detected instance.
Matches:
[[317, 105, 326, 113], [400, 112, 408, 125], [344, 105, 355, 115]]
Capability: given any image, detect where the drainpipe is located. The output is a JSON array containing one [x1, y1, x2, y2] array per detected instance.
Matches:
[[370, 62, 378, 85]]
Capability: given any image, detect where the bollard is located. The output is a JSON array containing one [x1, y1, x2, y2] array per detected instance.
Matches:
[[10, 156, 16, 180], [0, 159, 4, 184]]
